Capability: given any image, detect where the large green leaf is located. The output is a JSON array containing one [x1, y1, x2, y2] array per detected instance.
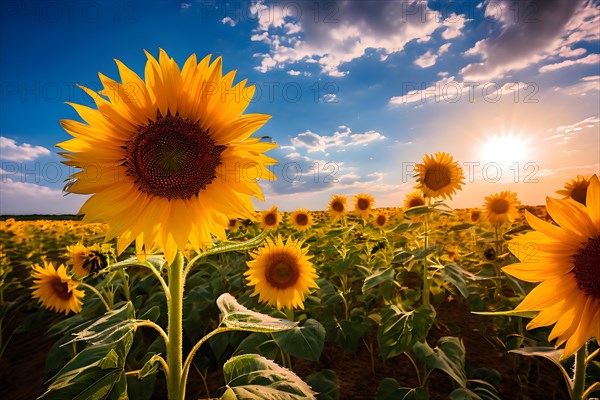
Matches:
[[306, 370, 339, 400], [273, 319, 326, 362], [378, 305, 435, 360], [233, 333, 280, 360], [362, 268, 396, 295], [217, 293, 297, 333], [413, 337, 466, 387], [376, 378, 429, 400], [439, 264, 476, 299], [221, 354, 316, 399], [39, 303, 136, 399]]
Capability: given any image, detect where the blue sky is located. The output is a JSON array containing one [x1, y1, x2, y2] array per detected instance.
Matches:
[[1, 0, 599, 214]]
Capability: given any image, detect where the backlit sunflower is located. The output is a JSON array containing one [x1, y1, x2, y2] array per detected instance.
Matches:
[[470, 209, 481, 223], [58, 50, 277, 264], [354, 193, 374, 218], [556, 175, 591, 206], [31, 261, 84, 315], [328, 195, 347, 220], [373, 212, 389, 228], [503, 175, 600, 359], [483, 191, 520, 225], [65, 243, 108, 277], [415, 152, 464, 200], [289, 209, 313, 231], [245, 235, 318, 310], [260, 206, 282, 230], [404, 191, 426, 209]]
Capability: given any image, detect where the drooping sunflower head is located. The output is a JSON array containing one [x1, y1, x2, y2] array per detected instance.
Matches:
[[289, 208, 313, 231], [260, 206, 282, 230], [58, 50, 277, 263], [556, 175, 591, 206], [404, 191, 426, 210], [503, 175, 600, 359], [483, 191, 520, 225], [65, 243, 108, 277], [354, 193, 375, 217], [414, 152, 464, 200], [245, 235, 318, 310], [227, 218, 241, 232], [31, 261, 84, 315], [373, 212, 389, 228], [470, 209, 481, 223], [328, 194, 347, 220]]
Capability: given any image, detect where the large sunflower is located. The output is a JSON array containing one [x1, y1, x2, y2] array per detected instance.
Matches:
[[245, 235, 318, 310], [404, 191, 426, 209], [556, 175, 591, 206], [415, 152, 464, 200], [503, 175, 600, 359], [58, 50, 277, 264], [260, 206, 282, 230], [289, 208, 313, 231], [31, 261, 85, 315], [483, 191, 520, 225], [354, 193, 375, 218], [328, 195, 347, 220]]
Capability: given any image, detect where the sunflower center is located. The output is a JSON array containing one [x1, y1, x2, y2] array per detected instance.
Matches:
[[266, 258, 300, 289], [491, 199, 510, 214], [50, 278, 72, 301], [471, 211, 481, 222], [295, 214, 309, 226], [264, 213, 277, 226], [332, 201, 344, 212], [570, 185, 588, 205], [83, 251, 107, 274], [125, 115, 225, 200], [357, 198, 370, 210], [409, 197, 425, 208], [376, 215, 386, 226], [572, 236, 600, 300], [424, 165, 451, 191], [229, 219, 238, 227]]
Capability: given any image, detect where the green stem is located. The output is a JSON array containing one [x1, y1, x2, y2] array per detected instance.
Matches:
[[572, 344, 587, 400], [494, 223, 501, 298], [79, 282, 111, 312], [167, 252, 184, 400], [423, 198, 431, 307]]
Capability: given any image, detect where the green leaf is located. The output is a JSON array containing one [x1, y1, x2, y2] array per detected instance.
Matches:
[[222, 354, 316, 399], [305, 370, 339, 400], [362, 268, 396, 294], [376, 378, 429, 400], [413, 245, 439, 260], [472, 310, 538, 318], [217, 293, 297, 333], [233, 333, 279, 360], [273, 319, 326, 361], [509, 346, 570, 386], [137, 354, 162, 380], [413, 337, 467, 387], [392, 251, 414, 265], [449, 387, 482, 400], [378, 305, 435, 360], [449, 223, 475, 231], [440, 264, 475, 298]]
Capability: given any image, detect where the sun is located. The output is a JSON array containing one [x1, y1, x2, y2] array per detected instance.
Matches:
[[480, 134, 529, 167]]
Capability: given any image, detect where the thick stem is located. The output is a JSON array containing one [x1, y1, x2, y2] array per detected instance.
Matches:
[[571, 343, 587, 400], [167, 252, 184, 400], [423, 198, 431, 307]]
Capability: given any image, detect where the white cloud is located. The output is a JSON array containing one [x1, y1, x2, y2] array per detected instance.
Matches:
[[0, 136, 50, 161], [556, 75, 600, 96], [322, 93, 338, 103], [290, 126, 385, 153], [441, 14, 469, 40], [287, 69, 301, 76], [545, 116, 600, 145], [221, 17, 237, 27], [180, 3, 191, 10], [539, 53, 600, 73], [0, 178, 87, 214], [389, 76, 468, 105], [414, 43, 451, 68]]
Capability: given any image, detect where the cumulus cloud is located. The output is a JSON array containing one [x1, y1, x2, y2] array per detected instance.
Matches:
[[221, 17, 237, 27], [249, 0, 466, 76], [414, 43, 451, 68], [290, 126, 385, 153], [461, 0, 586, 80], [0, 136, 50, 161]]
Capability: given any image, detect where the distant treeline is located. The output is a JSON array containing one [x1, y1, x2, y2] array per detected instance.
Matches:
[[0, 215, 83, 221]]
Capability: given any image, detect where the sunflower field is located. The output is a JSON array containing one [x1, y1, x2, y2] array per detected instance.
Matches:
[[1, 50, 599, 400]]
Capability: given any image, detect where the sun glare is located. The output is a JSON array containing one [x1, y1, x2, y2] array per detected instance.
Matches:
[[480, 134, 529, 166]]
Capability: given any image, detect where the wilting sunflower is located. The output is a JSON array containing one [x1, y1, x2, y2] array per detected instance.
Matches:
[[260, 206, 281, 230], [31, 261, 84, 315], [328, 195, 347, 220], [556, 175, 591, 206], [503, 175, 600, 359], [65, 243, 108, 277], [483, 191, 520, 225], [354, 193, 375, 218], [58, 50, 277, 264], [289, 209, 313, 231], [373, 212, 389, 228], [227, 218, 241, 232], [415, 152, 464, 200], [404, 191, 426, 209], [245, 235, 318, 310]]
